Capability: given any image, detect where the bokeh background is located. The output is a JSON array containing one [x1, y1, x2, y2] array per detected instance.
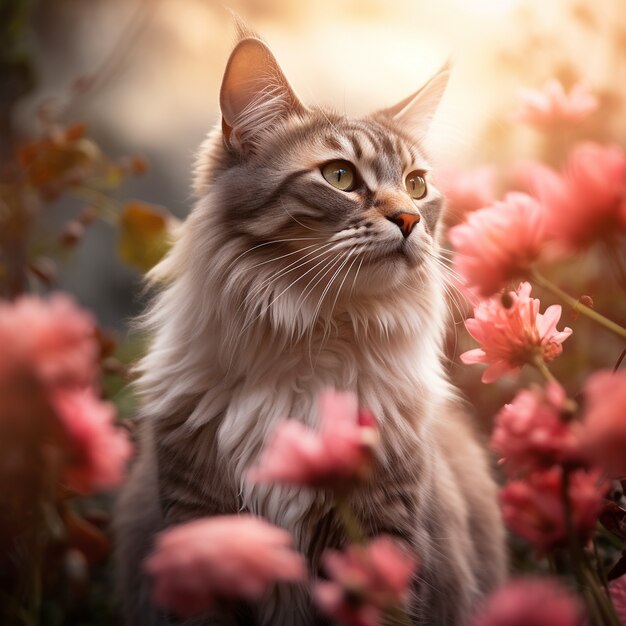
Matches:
[[4, 0, 626, 442], [3, 2, 626, 622], [9, 0, 626, 327]]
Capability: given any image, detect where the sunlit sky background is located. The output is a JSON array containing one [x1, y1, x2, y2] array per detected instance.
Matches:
[[21, 0, 626, 324], [27, 0, 626, 197]]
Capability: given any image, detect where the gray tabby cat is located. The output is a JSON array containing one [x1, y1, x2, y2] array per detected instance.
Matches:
[[115, 24, 507, 626]]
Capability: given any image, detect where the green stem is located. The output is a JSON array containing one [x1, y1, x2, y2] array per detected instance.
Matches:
[[70, 186, 121, 225], [533, 357, 558, 385], [532, 271, 626, 341], [562, 470, 621, 626], [581, 563, 621, 626], [593, 539, 610, 592], [561, 469, 584, 578], [384, 605, 414, 626], [335, 497, 366, 545]]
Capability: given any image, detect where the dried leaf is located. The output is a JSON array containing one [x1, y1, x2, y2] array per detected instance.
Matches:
[[118, 201, 173, 272]]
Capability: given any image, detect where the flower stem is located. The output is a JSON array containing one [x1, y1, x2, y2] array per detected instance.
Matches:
[[335, 497, 366, 545], [532, 357, 558, 385], [561, 470, 621, 626], [532, 271, 626, 341]]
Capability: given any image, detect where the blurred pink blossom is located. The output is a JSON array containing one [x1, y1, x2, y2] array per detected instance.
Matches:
[[580, 370, 626, 479], [52, 389, 132, 494], [522, 142, 626, 251], [513, 79, 598, 126], [436, 165, 497, 224], [500, 466, 607, 552], [0, 294, 130, 494], [145, 515, 306, 618], [469, 577, 584, 626], [0, 294, 98, 388], [491, 384, 581, 476], [248, 390, 378, 489], [313, 536, 417, 626], [448, 193, 546, 297], [610, 575, 626, 625], [461, 282, 572, 383]]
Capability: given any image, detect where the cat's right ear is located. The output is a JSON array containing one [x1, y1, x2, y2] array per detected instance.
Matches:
[[220, 38, 305, 152]]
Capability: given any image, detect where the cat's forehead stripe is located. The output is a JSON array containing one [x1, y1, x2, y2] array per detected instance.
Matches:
[[341, 124, 405, 184]]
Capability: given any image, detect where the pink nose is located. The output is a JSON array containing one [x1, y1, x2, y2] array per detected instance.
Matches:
[[387, 211, 421, 238]]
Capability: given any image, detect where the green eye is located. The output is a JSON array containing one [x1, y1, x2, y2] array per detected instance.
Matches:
[[321, 160, 356, 191], [405, 171, 427, 199]]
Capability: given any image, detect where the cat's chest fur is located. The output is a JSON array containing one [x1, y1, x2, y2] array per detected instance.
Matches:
[[154, 302, 447, 546]]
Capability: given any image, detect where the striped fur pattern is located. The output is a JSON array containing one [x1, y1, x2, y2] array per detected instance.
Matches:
[[115, 31, 506, 626]]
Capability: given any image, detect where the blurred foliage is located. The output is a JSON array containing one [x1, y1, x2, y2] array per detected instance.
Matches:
[[0, 3, 176, 624], [118, 200, 174, 273], [0, 0, 36, 155]]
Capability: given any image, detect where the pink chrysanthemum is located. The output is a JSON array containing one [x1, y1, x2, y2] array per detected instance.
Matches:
[[313, 536, 418, 626], [513, 79, 598, 126], [500, 466, 607, 553], [449, 193, 546, 297], [436, 165, 497, 224], [248, 390, 378, 490], [469, 577, 584, 626], [0, 294, 98, 388], [461, 282, 572, 383], [491, 383, 581, 476], [580, 370, 626, 479], [52, 389, 133, 494], [0, 294, 131, 494], [145, 515, 306, 618], [523, 142, 626, 251]]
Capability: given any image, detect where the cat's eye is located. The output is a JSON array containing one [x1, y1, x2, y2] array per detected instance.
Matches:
[[405, 171, 428, 200], [321, 160, 356, 192]]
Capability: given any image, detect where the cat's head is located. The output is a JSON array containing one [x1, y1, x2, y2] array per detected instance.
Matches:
[[185, 32, 450, 332]]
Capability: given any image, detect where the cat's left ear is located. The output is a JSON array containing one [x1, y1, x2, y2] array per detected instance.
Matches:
[[375, 61, 451, 139]]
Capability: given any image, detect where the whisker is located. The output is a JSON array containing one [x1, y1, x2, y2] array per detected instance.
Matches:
[[308, 249, 355, 357], [327, 251, 360, 323], [243, 240, 341, 306], [226, 236, 325, 273], [246, 241, 327, 270], [241, 245, 349, 334]]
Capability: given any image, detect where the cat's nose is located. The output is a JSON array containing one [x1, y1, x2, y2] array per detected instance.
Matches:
[[386, 211, 421, 238]]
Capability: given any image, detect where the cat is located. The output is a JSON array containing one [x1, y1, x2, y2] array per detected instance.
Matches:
[[115, 22, 507, 626]]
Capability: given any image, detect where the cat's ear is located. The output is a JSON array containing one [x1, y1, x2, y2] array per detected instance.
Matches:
[[220, 38, 305, 152], [376, 61, 451, 139]]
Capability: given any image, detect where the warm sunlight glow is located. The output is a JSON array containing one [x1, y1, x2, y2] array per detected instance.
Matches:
[[454, 0, 523, 15]]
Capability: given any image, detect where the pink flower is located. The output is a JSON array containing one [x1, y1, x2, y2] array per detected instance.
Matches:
[[248, 390, 378, 489], [0, 294, 131, 494], [52, 389, 132, 494], [579, 370, 626, 479], [524, 143, 626, 251], [448, 193, 546, 297], [144, 515, 306, 618], [609, 575, 626, 625], [0, 294, 98, 388], [500, 466, 607, 553], [469, 577, 584, 626], [461, 282, 572, 383], [513, 79, 598, 126], [491, 384, 581, 476], [436, 165, 497, 224], [313, 536, 418, 626]]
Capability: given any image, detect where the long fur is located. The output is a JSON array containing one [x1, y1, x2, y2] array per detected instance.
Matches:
[[115, 34, 507, 626]]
